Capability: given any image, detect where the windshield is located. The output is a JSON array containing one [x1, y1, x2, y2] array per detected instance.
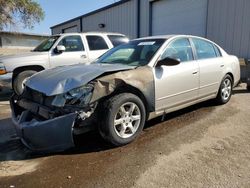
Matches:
[[96, 39, 166, 66], [33, 36, 60, 52]]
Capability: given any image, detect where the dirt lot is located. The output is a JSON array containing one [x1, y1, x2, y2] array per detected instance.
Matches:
[[0, 84, 250, 188]]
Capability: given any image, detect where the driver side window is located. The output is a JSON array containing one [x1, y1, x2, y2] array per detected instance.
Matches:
[[161, 38, 194, 62], [58, 35, 84, 52]]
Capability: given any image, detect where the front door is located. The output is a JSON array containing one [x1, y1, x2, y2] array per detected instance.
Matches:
[[154, 38, 199, 111], [50, 35, 88, 68]]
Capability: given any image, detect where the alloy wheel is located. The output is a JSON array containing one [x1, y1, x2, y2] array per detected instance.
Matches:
[[221, 78, 232, 101], [113, 102, 141, 139]]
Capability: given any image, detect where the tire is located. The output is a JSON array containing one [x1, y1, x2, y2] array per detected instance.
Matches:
[[99, 93, 146, 146], [247, 85, 250, 91], [13, 70, 37, 95], [215, 74, 233, 104]]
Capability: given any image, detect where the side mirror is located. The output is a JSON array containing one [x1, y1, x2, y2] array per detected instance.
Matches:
[[54, 45, 66, 53], [156, 57, 180, 67]]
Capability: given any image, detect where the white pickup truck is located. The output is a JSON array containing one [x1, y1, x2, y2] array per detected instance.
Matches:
[[0, 32, 129, 94]]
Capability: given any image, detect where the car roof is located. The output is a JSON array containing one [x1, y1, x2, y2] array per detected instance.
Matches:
[[132, 34, 211, 41], [133, 35, 177, 40], [53, 31, 126, 37]]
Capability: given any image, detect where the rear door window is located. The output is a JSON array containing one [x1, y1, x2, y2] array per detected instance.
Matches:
[[192, 38, 217, 59], [108, 35, 129, 47], [213, 45, 222, 57], [86, 35, 109, 50]]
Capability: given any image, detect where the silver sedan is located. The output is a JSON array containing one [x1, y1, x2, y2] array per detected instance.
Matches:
[[11, 35, 240, 152]]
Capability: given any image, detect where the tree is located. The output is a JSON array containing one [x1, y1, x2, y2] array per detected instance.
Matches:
[[0, 0, 44, 30]]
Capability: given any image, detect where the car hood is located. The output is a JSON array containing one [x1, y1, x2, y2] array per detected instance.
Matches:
[[0, 52, 48, 64], [25, 63, 135, 96]]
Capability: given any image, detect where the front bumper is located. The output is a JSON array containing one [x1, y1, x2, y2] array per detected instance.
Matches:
[[0, 72, 13, 92], [10, 98, 77, 153]]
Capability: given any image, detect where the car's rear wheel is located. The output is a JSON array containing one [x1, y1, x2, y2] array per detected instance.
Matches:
[[247, 85, 250, 91], [13, 70, 37, 95], [216, 75, 233, 104], [99, 93, 146, 146]]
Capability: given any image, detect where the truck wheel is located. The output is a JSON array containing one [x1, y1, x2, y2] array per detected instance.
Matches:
[[13, 70, 37, 95], [99, 93, 146, 146], [215, 74, 233, 104]]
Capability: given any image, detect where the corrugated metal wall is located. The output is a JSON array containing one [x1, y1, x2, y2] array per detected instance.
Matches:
[[151, 0, 208, 37], [139, 0, 150, 37], [207, 0, 250, 58], [0, 34, 47, 49], [51, 0, 250, 58], [81, 0, 137, 39], [51, 19, 81, 35]]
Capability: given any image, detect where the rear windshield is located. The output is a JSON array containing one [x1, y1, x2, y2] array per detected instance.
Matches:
[[108, 35, 129, 47]]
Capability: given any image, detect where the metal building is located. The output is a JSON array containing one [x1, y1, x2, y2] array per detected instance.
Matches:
[[51, 0, 250, 59]]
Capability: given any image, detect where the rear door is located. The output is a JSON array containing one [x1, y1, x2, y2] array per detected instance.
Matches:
[[154, 38, 199, 111], [85, 35, 110, 63], [50, 35, 88, 68], [191, 38, 224, 98]]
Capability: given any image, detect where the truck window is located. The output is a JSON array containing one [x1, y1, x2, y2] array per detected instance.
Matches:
[[33, 36, 59, 52], [86, 35, 109, 50], [108, 35, 129, 47], [58, 35, 84, 52]]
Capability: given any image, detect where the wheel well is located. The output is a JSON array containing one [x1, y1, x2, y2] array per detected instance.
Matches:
[[13, 66, 45, 80], [102, 84, 150, 118], [226, 72, 234, 84]]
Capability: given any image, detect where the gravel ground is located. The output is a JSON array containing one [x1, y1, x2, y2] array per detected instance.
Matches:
[[0, 84, 249, 188]]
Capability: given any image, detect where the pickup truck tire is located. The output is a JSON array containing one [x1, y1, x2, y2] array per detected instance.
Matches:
[[215, 74, 233, 104], [13, 70, 37, 95], [99, 93, 146, 146]]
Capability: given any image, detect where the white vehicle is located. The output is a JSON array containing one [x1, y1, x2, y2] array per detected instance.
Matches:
[[0, 32, 129, 94]]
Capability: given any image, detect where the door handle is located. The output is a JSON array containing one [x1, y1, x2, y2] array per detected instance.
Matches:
[[220, 64, 224, 67], [192, 71, 198, 75], [81, 54, 87, 58]]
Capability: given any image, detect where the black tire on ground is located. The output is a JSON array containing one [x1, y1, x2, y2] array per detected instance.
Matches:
[[13, 70, 37, 95], [247, 85, 250, 91], [215, 74, 233, 105], [99, 93, 146, 146]]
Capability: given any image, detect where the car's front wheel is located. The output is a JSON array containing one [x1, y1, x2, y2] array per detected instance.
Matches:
[[216, 74, 233, 104], [99, 93, 146, 146]]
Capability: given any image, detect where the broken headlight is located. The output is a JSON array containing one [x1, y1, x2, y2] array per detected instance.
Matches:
[[52, 84, 94, 107]]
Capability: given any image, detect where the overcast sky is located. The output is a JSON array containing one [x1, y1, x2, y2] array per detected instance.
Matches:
[[20, 0, 118, 35]]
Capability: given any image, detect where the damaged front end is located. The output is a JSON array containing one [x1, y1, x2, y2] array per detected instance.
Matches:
[[10, 64, 155, 153], [11, 84, 98, 153]]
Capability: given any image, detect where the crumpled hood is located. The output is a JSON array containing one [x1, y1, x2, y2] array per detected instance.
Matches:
[[25, 63, 135, 96]]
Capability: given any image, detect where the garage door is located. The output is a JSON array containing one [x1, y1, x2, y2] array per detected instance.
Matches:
[[63, 26, 78, 33], [152, 0, 208, 37]]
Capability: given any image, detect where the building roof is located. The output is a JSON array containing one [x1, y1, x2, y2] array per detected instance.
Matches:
[[50, 0, 131, 29], [0, 31, 50, 37]]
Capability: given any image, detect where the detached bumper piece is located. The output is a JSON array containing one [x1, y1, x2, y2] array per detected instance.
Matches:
[[11, 99, 77, 153]]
